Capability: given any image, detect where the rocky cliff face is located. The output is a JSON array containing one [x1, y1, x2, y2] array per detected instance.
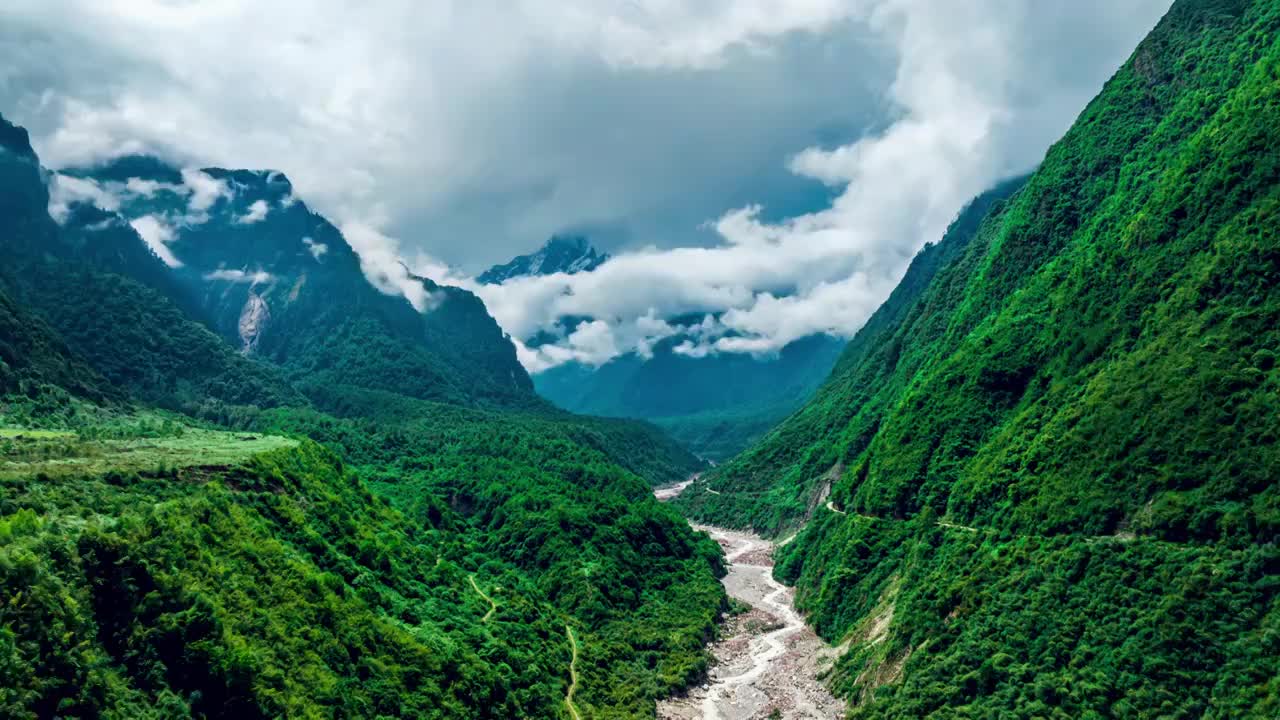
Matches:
[[238, 291, 270, 353]]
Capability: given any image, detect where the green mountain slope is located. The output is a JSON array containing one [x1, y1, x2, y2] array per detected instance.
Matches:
[[678, 173, 1032, 526], [0, 284, 123, 422], [1, 111, 718, 718], [297, 381, 704, 488], [1, 429, 719, 718], [681, 0, 1280, 716]]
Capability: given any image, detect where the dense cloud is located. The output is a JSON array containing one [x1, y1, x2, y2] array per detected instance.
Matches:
[[0, 0, 1172, 370]]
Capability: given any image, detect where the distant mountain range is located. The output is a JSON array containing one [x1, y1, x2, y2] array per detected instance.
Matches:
[[486, 181, 1026, 461], [478, 234, 608, 284], [478, 234, 842, 459]]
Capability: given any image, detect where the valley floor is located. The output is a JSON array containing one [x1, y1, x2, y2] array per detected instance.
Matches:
[[656, 482, 845, 720]]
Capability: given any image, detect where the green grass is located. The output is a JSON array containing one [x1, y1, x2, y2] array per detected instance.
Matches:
[[0, 428, 76, 439], [0, 425, 296, 480]]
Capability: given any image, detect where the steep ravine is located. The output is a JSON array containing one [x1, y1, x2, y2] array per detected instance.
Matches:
[[656, 482, 845, 720]]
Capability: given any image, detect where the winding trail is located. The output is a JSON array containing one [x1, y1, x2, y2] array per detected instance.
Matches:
[[823, 501, 1139, 543], [565, 626, 582, 720], [468, 575, 497, 622], [657, 481, 844, 719]]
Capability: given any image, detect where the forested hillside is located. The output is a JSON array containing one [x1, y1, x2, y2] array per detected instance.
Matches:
[[680, 0, 1280, 716], [0, 285, 122, 418], [0, 117, 303, 417], [0, 110, 721, 718]]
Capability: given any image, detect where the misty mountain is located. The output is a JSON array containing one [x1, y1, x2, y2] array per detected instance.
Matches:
[[479, 234, 842, 459], [0, 114, 303, 414], [503, 180, 1026, 461], [57, 155, 537, 409], [478, 234, 609, 284]]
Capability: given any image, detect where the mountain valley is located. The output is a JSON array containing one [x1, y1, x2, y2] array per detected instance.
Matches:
[[2, 0, 1278, 718]]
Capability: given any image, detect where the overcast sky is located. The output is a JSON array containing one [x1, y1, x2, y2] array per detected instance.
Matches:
[[0, 0, 1173, 370]]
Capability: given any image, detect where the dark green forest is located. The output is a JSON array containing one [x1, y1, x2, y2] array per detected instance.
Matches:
[[680, 0, 1280, 716], [0, 412, 721, 718]]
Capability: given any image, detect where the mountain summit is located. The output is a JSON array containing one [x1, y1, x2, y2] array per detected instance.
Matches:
[[478, 234, 608, 284]]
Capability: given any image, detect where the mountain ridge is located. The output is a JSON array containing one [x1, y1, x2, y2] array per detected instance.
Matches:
[[55, 152, 538, 409], [679, 0, 1279, 715]]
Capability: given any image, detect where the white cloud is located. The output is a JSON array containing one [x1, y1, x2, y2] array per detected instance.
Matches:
[[581, 0, 860, 69], [2, 0, 1173, 370], [302, 236, 327, 260], [128, 214, 181, 267], [179, 168, 229, 221], [0, 0, 897, 266], [442, 0, 1174, 370], [46, 173, 120, 223], [341, 222, 439, 313], [124, 176, 182, 197], [234, 198, 269, 224], [83, 216, 122, 231], [205, 267, 273, 284], [516, 310, 681, 372]]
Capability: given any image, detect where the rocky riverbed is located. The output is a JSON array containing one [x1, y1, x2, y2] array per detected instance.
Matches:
[[651, 494, 846, 720]]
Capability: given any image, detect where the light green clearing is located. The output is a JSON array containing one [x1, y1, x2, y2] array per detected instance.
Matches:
[[0, 427, 297, 480]]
